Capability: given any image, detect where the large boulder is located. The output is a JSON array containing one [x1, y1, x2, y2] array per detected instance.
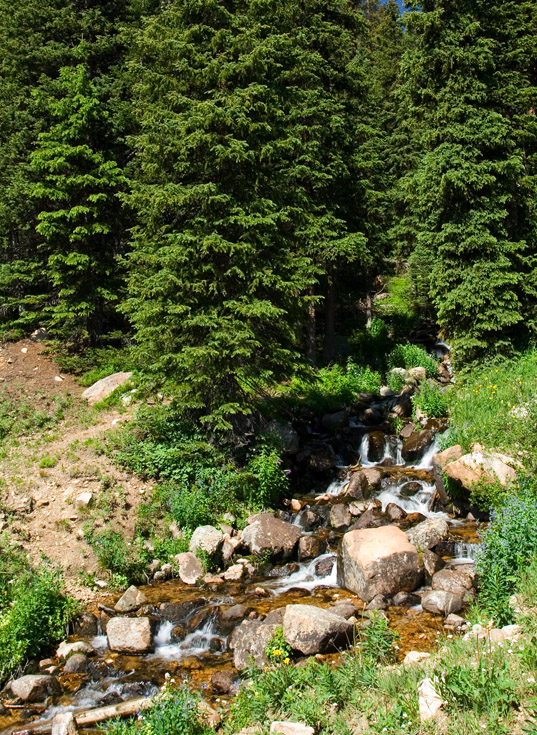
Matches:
[[8, 675, 60, 702], [283, 605, 353, 655], [106, 617, 154, 653], [443, 449, 517, 490], [175, 552, 203, 585], [241, 514, 301, 561], [421, 590, 463, 616], [229, 621, 279, 670], [114, 585, 148, 613], [338, 526, 421, 602], [189, 525, 224, 557], [81, 372, 132, 404], [401, 431, 435, 463], [406, 518, 449, 551], [432, 569, 475, 595]]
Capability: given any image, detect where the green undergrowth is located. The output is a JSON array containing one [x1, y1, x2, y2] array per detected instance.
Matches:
[[0, 387, 72, 444], [48, 343, 137, 387], [273, 360, 382, 415], [442, 348, 537, 465], [0, 536, 79, 683]]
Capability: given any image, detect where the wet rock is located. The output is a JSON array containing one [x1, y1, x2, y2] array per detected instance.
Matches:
[[422, 550, 445, 579], [57, 641, 94, 659], [322, 410, 349, 432], [270, 724, 314, 735], [283, 604, 353, 655], [338, 526, 421, 602], [222, 564, 245, 582], [39, 659, 56, 670], [175, 552, 203, 585], [170, 625, 187, 641], [229, 621, 279, 670], [241, 515, 301, 561], [81, 372, 133, 404], [360, 468, 382, 492], [360, 407, 384, 426], [114, 585, 148, 613], [406, 518, 449, 551], [385, 503, 407, 522], [159, 599, 206, 624], [400, 481, 422, 498], [404, 651, 430, 665], [106, 617, 154, 654], [63, 653, 87, 674], [8, 675, 60, 702], [51, 712, 77, 735], [392, 591, 420, 607], [367, 432, 385, 462], [315, 556, 335, 577], [432, 569, 475, 595], [211, 670, 234, 695], [330, 599, 361, 618], [421, 590, 463, 616], [348, 498, 381, 517], [418, 678, 444, 722], [366, 594, 388, 610], [401, 430, 435, 463], [265, 421, 300, 456], [400, 422, 416, 439], [267, 562, 300, 578], [308, 447, 338, 473], [330, 503, 351, 529], [443, 449, 517, 490], [298, 536, 326, 561], [203, 573, 224, 585], [344, 470, 369, 499], [189, 525, 224, 557], [220, 605, 254, 631], [72, 613, 98, 637], [348, 507, 389, 531], [295, 510, 320, 532], [391, 394, 412, 419]]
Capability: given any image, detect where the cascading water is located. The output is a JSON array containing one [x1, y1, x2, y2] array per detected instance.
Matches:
[[411, 439, 439, 470], [153, 614, 226, 660], [375, 480, 442, 517], [264, 553, 338, 594]]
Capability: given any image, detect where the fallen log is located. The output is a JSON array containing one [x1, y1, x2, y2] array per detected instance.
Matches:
[[11, 697, 153, 735]]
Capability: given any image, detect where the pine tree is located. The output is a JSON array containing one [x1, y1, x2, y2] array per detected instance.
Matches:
[[124, 0, 371, 428], [28, 64, 126, 343], [400, 0, 537, 361]]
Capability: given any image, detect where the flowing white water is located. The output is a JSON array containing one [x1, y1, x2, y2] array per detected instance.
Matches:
[[451, 541, 482, 563], [264, 553, 338, 594], [376, 480, 443, 517], [152, 615, 226, 660], [411, 439, 439, 470]]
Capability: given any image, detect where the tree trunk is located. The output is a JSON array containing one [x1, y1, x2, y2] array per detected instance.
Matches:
[[306, 287, 317, 364], [323, 276, 336, 363]]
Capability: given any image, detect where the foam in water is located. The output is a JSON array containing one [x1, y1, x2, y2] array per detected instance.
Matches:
[[411, 439, 439, 470], [451, 541, 482, 563], [264, 552, 338, 594], [376, 480, 444, 518], [152, 615, 226, 660]]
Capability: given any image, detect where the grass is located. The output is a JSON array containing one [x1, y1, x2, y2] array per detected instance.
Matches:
[[442, 349, 537, 465]]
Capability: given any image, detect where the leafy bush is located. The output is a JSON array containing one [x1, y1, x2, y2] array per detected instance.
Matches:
[[103, 682, 212, 735], [245, 448, 289, 509], [351, 317, 393, 367], [475, 493, 537, 625], [411, 382, 450, 419], [0, 561, 79, 683], [265, 626, 291, 665], [84, 527, 147, 584], [387, 343, 438, 378], [285, 360, 382, 414], [387, 368, 406, 393], [361, 610, 397, 663]]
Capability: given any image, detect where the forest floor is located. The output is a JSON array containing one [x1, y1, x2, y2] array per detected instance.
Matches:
[[0, 339, 150, 600]]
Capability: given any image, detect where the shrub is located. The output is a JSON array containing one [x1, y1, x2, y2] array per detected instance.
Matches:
[[0, 562, 79, 683], [361, 610, 397, 663], [245, 448, 289, 509], [84, 527, 147, 584], [475, 493, 537, 625], [387, 368, 406, 393], [265, 626, 291, 665], [285, 360, 382, 414], [387, 343, 438, 378], [411, 382, 450, 419], [103, 682, 212, 735]]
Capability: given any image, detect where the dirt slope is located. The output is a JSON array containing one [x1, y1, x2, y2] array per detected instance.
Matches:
[[0, 339, 150, 600]]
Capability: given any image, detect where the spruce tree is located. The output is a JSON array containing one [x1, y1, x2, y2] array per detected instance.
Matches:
[[125, 0, 371, 427], [400, 0, 536, 361], [28, 64, 126, 343]]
